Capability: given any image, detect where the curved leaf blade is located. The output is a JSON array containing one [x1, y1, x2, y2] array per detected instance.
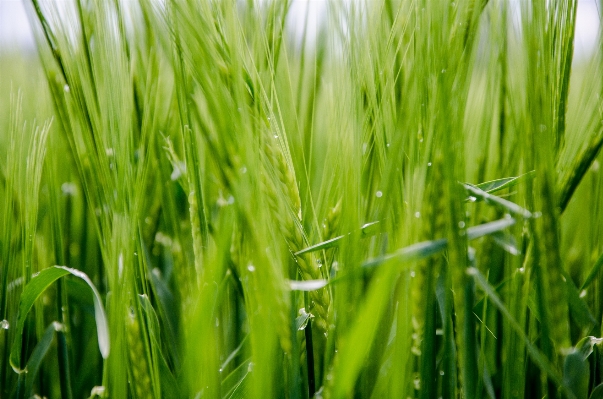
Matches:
[[10, 266, 109, 372], [472, 171, 535, 194], [10, 267, 70, 372], [55, 266, 109, 359]]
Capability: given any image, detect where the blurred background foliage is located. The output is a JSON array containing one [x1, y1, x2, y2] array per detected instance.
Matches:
[[1, 1, 603, 398]]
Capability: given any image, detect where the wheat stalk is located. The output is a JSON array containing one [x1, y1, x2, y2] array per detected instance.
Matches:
[[420, 157, 450, 399], [263, 134, 331, 333], [230, 221, 292, 353]]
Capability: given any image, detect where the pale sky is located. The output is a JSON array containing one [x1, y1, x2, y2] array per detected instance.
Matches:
[[0, 0, 600, 60]]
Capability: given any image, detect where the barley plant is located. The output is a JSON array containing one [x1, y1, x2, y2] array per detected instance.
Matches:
[[2, 0, 603, 398]]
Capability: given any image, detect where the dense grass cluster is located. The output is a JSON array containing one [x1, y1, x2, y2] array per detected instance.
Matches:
[[1, 0, 603, 398]]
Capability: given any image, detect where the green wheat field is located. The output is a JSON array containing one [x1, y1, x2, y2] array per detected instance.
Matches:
[[1, 0, 603, 398]]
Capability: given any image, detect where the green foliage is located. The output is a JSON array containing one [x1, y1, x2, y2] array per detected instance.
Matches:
[[1, 0, 603, 398]]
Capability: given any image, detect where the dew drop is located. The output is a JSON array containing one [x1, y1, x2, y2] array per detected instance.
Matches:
[[427, 162, 432, 167], [376, 191, 383, 198], [273, 135, 278, 139], [439, 370, 445, 376], [240, 166, 247, 174], [458, 221, 465, 229], [248, 362, 254, 372], [592, 160, 600, 172], [247, 264, 256, 272], [1, 320, 9, 330], [91, 387, 106, 396], [414, 211, 421, 218], [63, 84, 70, 93], [61, 182, 77, 195], [441, 69, 446, 74], [410, 271, 416, 278]]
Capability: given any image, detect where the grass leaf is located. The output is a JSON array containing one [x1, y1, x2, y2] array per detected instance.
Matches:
[[10, 266, 109, 373]]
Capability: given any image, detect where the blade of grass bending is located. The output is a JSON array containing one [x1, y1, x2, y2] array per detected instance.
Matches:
[[10, 266, 109, 372], [470, 170, 535, 196], [363, 217, 517, 269], [297, 215, 516, 261], [294, 220, 381, 256], [468, 267, 575, 399], [10, 267, 70, 372], [293, 218, 519, 292], [464, 183, 532, 218], [294, 235, 345, 256]]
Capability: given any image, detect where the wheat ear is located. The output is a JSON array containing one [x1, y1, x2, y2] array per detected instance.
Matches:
[[263, 135, 330, 333], [126, 311, 154, 399]]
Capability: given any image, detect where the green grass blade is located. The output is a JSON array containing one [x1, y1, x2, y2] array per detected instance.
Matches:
[[294, 220, 381, 256], [363, 217, 516, 269], [468, 267, 574, 399], [464, 183, 532, 218], [10, 267, 71, 372], [221, 359, 252, 399], [580, 250, 603, 291], [472, 170, 535, 195], [10, 266, 109, 372], [24, 322, 61, 396]]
